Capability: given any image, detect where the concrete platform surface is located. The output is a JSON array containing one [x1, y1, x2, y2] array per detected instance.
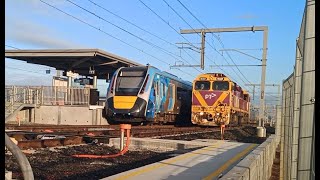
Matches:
[[102, 140, 258, 180]]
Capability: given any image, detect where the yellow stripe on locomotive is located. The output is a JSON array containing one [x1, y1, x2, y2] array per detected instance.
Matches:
[[191, 73, 250, 126]]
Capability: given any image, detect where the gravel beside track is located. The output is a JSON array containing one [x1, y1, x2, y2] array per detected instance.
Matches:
[[5, 125, 275, 179], [5, 145, 181, 180], [160, 125, 274, 144]]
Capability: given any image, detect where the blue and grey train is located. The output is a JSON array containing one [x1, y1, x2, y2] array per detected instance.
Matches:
[[104, 65, 192, 125]]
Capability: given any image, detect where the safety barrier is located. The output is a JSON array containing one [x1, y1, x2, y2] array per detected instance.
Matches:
[[223, 1, 315, 179], [221, 134, 279, 180], [280, 1, 315, 179]]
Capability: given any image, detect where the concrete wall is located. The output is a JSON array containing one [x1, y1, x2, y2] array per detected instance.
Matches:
[[221, 135, 279, 180], [108, 137, 215, 152], [8, 105, 109, 125], [6, 108, 35, 124], [279, 2, 315, 179]]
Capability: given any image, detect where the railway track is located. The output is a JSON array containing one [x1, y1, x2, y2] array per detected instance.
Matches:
[[5, 123, 255, 150]]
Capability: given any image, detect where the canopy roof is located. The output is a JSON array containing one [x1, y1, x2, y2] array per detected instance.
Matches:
[[5, 49, 144, 79]]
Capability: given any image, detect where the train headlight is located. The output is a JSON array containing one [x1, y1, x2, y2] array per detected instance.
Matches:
[[200, 112, 204, 115], [216, 113, 220, 115]]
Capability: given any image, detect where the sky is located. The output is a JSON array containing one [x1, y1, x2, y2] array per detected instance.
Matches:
[[5, 0, 305, 105]]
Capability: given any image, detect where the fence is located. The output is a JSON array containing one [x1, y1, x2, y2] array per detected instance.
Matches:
[[5, 86, 91, 106], [280, 0, 315, 179]]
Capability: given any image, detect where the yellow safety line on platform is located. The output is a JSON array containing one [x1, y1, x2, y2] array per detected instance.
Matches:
[[202, 143, 258, 180], [114, 141, 224, 180]]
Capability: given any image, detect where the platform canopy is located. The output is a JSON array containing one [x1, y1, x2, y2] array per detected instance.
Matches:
[[5, 49, 144, 79]]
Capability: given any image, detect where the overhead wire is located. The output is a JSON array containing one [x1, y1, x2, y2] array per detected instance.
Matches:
[[138, 0, 249, 87], [40, 0, 196, 79], [72, 0, 197, 78], [88, 0, 176, 48], [176, 0, 223, 46], [159, 0, 250, 89], [5, 44, 20, 49], [5, 44, 57, 72], [175, 0, 258, 91], [66, 0, 179, 62], [251, 87, 281, 99], [86, 0, 202, 74], [137, 0, 206, 71], [5, 66, 53, 75]]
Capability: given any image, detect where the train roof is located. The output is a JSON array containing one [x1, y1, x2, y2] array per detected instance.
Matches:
[[194, 73, 230, 81], [148, 66, 192, 87], [119, 65, 192, 87], [119, 66, 148, 71]]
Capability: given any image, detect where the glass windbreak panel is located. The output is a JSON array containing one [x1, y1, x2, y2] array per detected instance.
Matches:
[[115, 69, 147, 96], [213, 81, 229, 91], [194, 81, 210, 90]]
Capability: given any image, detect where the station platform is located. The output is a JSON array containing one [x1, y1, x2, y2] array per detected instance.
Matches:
[[102, 140, 258, 180]]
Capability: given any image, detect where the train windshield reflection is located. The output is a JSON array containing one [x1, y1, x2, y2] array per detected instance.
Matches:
[[115, 69, 147, 96]]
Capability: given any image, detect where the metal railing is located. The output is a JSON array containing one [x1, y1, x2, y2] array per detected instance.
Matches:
[[5, 86, 91, 107], [41, 86, 90, 105]]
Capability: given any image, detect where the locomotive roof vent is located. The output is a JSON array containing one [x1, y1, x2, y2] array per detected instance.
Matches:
[[206, 73, 226, 77]]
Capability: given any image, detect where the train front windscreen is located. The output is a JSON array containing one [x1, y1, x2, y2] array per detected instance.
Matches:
[[115, 68, 147, 96]]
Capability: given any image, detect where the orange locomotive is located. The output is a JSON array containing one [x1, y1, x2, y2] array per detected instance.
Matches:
[[191, 73, 250, 126]]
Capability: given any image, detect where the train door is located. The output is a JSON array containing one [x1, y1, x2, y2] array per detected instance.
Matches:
[[146, 84, 156, 120], [168, 83, 175, 111], [154, 77, 161, 112], [159, 76, 168, 113], [159, 80, 164, 111]]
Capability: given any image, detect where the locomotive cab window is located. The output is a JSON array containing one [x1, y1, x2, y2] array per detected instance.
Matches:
[[213, 81, 229, 91], [194, 81, 210, 90]]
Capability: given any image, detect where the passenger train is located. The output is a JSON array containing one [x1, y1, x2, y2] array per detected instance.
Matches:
[[104, 65, 192, 125], [191, 73, 250, 126]]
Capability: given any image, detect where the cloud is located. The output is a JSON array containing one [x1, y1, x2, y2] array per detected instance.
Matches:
[[8, 0, 70, 14], [5, 0, 84, 48], [236, 14, 258, 19], [5, 70, 53, 86], [5, 16, 84, 48]]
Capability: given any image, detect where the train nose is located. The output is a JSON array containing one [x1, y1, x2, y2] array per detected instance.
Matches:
[[113, 96, 137, 109], [106, 97, 148, 120]]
